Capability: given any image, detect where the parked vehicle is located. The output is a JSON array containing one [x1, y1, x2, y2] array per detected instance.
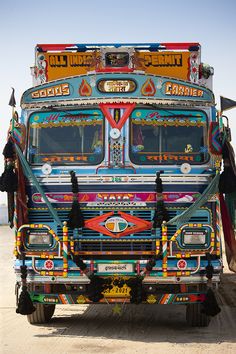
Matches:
[[3, 42, 236, 327]]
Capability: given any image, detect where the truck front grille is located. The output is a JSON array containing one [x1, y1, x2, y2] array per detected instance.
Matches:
[[28, 207, 211, 258]]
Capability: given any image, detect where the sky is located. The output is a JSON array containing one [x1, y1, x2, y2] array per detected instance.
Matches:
[[0, 0, 236, 204]]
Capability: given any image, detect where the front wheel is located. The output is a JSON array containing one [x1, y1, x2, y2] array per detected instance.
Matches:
[[27, 303, 55, 324], [186, 303, 211, 327]]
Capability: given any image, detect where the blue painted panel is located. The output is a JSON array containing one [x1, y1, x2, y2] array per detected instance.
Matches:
[[21, 73, 214, 105]]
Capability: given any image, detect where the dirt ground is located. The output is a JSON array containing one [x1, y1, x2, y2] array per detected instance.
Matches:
[[1, 225, 236, 354]]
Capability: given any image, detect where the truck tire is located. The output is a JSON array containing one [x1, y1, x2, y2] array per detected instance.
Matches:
[[27, 303, 55, 324], [186, 303, 211, 327]]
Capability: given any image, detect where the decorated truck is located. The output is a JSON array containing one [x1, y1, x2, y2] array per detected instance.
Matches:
[[2, 42, 236, 327]]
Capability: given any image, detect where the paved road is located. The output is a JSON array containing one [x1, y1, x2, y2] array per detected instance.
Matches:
[[1, 226, 236, 354]]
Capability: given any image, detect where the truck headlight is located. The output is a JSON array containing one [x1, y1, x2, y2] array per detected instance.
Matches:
[[28, 231, 52, 246], [182, 228, 208, 247]]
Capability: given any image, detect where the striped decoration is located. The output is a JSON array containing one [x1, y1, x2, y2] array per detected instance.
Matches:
[[31, 291, 206, 305], [70, 240, 75, 255], [13, 193, 18, 256], [160, 294, 175, 304], [161, 223, 168, 277], [215, 195, 221, 255], [58, 294, 74, 304], [156, 239, 160, 256], [16, 230, 21, 256], [62, 222, 68, 277], [170, 229, 181, 242]]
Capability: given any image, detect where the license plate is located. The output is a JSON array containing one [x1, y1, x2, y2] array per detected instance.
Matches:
[[103, 285, 131, 297], [97, 263, 134, 273]]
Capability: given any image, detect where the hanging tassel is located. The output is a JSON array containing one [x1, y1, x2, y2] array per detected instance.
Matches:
[[87, 275, 112, 302], [219, 167, 236, 193], [153, 200, 169, 228], [0, 163, 18, 228], [15, 157, 28, 227], [219, 140, 236, 193], [68, 199, 84, 229], [0, 163, 18, 192], [87, 275, 105, 302], [153, 171, 169, 228], [155, 171, 163, 193], [201, 261, 221, 316], [0, 139, 17, 192], [68, 171, 84, 229], [7, 192, 15, 228], [16, 285, 36, 315], [201, 287, 221, 317], [71, 254, 87, 271], [220, 193, 236, 272], [3, 139, 15, 159], [70, 171, 79, 194], [127, 276, 145, 304], [0, 139, 18, 228], [16, 265, 35, 315]]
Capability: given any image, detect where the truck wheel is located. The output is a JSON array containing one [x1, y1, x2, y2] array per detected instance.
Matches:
[[186, 303, 211, 327], [27, 303, 55, 324]]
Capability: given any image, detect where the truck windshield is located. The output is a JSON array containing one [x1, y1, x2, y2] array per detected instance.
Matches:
[[28, 109, 104, 165], [129, 108, 208, 165]]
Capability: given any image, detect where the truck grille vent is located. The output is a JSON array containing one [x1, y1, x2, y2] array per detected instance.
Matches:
[[28, 208, 210, 256]]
